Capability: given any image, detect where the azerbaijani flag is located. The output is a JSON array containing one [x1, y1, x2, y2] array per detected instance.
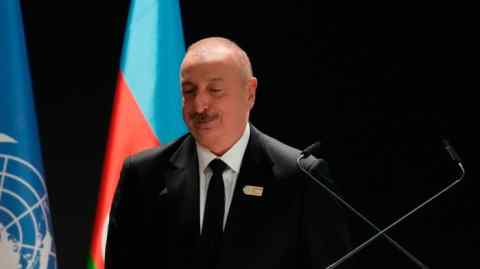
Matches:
[[0, 1, 58, 268], [87, 1, 187, 269]]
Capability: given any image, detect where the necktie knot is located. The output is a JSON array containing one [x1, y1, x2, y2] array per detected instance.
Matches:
[[209, 158, 227, 175]]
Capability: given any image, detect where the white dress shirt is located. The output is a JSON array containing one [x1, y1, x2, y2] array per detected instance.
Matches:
[[196, 123, 250, 233]]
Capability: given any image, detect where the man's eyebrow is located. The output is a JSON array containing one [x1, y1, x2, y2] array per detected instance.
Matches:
[[209, 77, 223, 82]]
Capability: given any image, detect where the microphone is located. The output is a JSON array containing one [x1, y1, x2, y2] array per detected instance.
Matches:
[[299, 139, 466, 268], [442, 139, 463, 164], [297, 142, 429, 268], [301, 141, 322, 157]]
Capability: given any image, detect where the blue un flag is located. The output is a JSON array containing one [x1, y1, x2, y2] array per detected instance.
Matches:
[[0, 1, 58, 268]]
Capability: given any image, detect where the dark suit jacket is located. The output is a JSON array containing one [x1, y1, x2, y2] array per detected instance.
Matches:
[[106, 126, 351, 268]]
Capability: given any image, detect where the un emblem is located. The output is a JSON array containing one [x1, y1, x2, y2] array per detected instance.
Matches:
[[0, 152, 57, 269]]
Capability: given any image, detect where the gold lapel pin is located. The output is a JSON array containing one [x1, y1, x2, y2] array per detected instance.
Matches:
[[243, 185, 264, 197]]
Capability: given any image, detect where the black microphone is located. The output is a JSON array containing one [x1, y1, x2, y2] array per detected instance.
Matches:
[[301, 141, 322, 157], [442, 139, 463, 164], [297, 142, 429, 268]]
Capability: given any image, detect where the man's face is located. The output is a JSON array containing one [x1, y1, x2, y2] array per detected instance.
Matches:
[[180, 51, 256, 155]]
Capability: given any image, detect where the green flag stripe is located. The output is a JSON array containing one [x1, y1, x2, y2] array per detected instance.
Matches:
[[87, 255, 98, 269]]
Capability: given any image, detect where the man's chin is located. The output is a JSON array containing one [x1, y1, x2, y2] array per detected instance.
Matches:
[[192, 127, 216, 141], [192, 120, 219, 133], [197, 138, 221, 152]]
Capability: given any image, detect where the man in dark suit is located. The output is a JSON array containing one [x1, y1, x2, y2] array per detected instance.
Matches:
[[106, 37, 351, 268]]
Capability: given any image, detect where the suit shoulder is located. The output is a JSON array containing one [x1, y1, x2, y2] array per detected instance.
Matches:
[[126, 133, 189, 168], [254, 127, 328, 179], [259, 130, 301, 159], [255, 129, 302, 175]]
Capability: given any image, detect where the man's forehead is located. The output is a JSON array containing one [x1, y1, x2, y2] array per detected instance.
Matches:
[[181, 77, 224, 84], [181, 51, 239, 78]]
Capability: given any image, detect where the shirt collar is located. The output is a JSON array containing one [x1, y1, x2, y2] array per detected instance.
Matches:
[[196, 123, 251, 173]]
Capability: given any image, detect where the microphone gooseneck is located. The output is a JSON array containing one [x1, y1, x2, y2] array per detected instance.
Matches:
[[296, 151, 429, 269], [300, 140, 465, 268]]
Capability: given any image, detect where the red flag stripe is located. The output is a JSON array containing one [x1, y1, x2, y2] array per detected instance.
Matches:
[[89, 73, 159, 269]]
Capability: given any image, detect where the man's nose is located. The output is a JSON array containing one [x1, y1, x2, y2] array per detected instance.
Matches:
[[192, 91, 209, 113]]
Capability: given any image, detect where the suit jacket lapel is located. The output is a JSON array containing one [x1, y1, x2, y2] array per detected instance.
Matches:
[[220, 126, 274, 262], [163, 135, 201, 261]]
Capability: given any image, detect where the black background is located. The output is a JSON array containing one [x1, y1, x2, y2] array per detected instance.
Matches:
[[20, 1, 476, 268]]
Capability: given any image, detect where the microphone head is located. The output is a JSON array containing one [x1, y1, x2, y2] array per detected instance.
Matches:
[[302, 141, 322, 157], [442, 138, 462, 163], [441, 138, 451, 148]]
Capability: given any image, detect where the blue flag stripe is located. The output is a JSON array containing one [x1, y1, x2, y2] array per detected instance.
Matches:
[[120, 0, 187, 144]]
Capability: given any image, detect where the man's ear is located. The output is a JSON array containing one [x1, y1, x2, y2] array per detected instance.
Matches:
[[248, 77, 257, 108]]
